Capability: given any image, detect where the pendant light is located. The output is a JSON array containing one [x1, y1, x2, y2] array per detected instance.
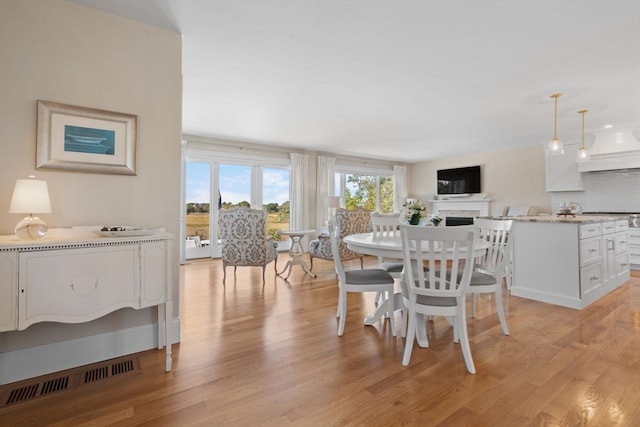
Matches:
[[547, 93, 564, 155], [576, 109, 590, 162]]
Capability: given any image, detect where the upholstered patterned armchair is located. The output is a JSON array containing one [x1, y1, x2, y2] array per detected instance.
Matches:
[[219, 207, 278, 284], [309, 207, 371, 272]]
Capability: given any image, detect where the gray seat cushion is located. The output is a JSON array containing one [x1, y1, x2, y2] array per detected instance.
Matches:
[[380, 262, 404, 273], [469, 271, 497, 286], [437, 270, 497, 287], [345, 268, 394, 285], [381, 261, 428, 274], [400, 280, 457, 307]]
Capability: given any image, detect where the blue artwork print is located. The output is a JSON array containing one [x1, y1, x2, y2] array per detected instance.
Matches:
[[64, 125, 116, 155]]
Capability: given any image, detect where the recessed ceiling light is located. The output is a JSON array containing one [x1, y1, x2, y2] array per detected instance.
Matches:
[[604, 124, 613, 129]]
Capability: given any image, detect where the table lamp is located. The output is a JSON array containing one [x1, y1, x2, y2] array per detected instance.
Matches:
[[8, 176, 52, 239], [327, 196, 341, 225]]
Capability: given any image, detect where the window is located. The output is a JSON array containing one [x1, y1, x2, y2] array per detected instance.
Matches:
[[263, 167, 290, 242], [185, 162, 212, 259], [184, 155, 290, 261], [337, 172, 393, 213]]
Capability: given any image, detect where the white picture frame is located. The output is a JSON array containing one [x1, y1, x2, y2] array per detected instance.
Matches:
[[36, 100, 137, 175]]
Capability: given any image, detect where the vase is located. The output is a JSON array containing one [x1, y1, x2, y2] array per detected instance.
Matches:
[[408, 213, 422, 225]]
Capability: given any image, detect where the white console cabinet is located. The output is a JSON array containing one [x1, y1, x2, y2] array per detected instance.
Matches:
[[0, 228, 174, 374]]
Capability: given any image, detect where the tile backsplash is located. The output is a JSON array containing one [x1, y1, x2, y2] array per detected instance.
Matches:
[[551, 169, 640, 212]]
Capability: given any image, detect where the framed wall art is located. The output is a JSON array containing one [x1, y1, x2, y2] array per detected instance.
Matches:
[[36, 100, 137, 175]]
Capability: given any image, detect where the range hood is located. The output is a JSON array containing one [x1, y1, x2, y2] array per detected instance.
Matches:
[[578, 125, 640, 172]]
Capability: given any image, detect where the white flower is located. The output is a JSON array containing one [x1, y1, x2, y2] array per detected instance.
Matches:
[[402, 200, 428, 224]]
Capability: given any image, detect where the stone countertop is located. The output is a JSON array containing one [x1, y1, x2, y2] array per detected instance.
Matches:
[[486, 215, 630, 224]]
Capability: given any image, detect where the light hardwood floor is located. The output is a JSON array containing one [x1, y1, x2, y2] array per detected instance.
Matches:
[[2, 256, 640, 426]]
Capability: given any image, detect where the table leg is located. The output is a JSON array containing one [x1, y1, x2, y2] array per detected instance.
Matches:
[[277, 233, 316, 279], [278, 259, 294, 279]]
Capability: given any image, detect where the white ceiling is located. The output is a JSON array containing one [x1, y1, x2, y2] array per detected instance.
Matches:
[[70, 0, 640, 163]]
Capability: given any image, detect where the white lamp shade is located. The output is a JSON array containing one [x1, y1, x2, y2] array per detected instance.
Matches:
[[9, 179, 52, 214]]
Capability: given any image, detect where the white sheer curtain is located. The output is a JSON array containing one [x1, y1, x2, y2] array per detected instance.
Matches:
[[315, 156, 336, 228], [393, 165, 407, 213], [289, 153, 309, 230]]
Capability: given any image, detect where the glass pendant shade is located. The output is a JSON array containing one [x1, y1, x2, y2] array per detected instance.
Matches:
[[547, 93, 564, 155], [576, 147, 590, 162], [548, 138, 564, 155], [8, 177, 52, 240], [576, 109, 590, 163]]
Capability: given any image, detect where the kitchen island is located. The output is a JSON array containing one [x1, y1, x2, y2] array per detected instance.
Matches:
[[510, 215, 630, 309]]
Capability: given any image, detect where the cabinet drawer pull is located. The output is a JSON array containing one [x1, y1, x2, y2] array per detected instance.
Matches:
[[589, 249, 598, 252], [590, 276, 599, 281], [70, 278, 99, 297]]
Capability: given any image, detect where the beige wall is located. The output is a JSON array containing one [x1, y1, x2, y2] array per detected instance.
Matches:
[[408, 144, 552, 216], [0, 0, 181, 363]]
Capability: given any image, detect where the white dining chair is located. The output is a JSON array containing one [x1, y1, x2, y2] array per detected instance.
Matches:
[[399, 224, 477, 373], [328, 222, 397, 337], [370, 212, 404, 277], [469, 218, 513, 335]]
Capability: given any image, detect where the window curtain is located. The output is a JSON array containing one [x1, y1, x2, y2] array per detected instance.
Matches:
[[393, 165, 407, 213], [316, 156, 335, 228], [289, 153, 309, 230]]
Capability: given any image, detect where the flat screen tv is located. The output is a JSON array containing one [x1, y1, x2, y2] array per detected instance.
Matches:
[[437, 165, 481, 195]]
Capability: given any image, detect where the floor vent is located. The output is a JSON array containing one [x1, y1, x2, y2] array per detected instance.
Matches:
[[112, 358, 135, 376], [84, 365, 109, 383], [40, 376, 70, 395], [5, 383, 40, 405], [0, 354, 141, 407]]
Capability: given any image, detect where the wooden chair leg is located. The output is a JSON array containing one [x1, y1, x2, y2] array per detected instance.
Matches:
[[457, 311, 476, 374], [402, 310, 416, 366], [222, 264, 227, 285], [337, 289, 347, 336], [495, 286, 510, 335]]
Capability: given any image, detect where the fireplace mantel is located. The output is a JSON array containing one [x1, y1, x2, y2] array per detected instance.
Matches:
[[429, 199, 490, 217]]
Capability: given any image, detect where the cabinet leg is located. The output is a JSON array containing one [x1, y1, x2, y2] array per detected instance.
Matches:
[[164, 301, 172, 372]]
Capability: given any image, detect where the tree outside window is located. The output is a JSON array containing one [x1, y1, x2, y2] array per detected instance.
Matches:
[[344, 174, 393, 213]]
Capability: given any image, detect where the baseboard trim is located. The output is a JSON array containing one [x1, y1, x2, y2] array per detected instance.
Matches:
[[0, 319, 180, 386]]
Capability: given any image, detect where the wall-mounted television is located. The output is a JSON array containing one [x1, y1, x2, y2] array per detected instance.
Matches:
[[437, 165, 481, 195]]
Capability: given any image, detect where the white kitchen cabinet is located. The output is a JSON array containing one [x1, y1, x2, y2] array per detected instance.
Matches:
[[578, 223, 603, 300], [545, 143, 584, 192], [629, 228, 640, 270], [0, 229, 174, 372], [580, 262, 603, 300], [601, 220, 630, 290], [511, 217, 630, 309]]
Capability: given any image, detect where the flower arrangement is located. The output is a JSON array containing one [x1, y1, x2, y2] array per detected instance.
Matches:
[[430, 214, 443, 227], [402, 200, 427, 225]]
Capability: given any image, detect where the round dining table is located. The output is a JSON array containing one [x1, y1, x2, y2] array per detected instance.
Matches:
[[343, 231, 491, 330], [343, 232, 491, 260]]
